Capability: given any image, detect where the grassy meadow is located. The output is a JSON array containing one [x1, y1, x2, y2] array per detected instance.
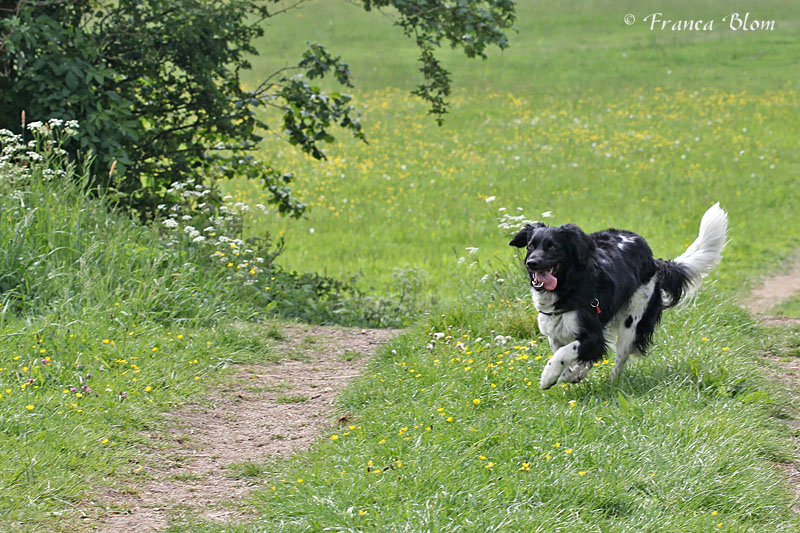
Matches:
[[231, 0, 800, 307], [1, 0, 800, 531]]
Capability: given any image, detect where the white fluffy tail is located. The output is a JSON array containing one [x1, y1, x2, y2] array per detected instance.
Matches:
[[674, 202, 728, 298]]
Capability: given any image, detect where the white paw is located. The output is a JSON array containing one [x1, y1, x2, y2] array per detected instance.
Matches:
[[540, 341, 581, 390], [540, 358, 564, 390]]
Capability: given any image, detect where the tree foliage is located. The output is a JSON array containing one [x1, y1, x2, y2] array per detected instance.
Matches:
[[362, 0, 516, 121], [0, 0, 515, 217]]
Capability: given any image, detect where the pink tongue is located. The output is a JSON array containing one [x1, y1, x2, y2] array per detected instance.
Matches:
[[536, 271, 558, 291]]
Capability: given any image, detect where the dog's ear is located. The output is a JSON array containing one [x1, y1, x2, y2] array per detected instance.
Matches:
[[560, 223, 595, 264], [509, 222, 546, 248]]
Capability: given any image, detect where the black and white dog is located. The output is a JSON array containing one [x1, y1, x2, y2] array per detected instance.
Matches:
[[509, 204, 728, 389]]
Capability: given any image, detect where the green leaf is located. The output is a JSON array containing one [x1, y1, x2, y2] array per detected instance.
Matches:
[[65, 70, 79, 90]]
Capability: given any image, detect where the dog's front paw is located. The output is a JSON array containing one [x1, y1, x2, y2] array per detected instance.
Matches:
[[540, 341, 581, 390], [540, 358, 563, 390]]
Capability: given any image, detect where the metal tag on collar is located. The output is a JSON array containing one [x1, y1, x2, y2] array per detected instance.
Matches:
[[591, 298, 601, 314]]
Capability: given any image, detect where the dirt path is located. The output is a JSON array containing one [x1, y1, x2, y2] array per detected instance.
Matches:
[[744, 254, 800, 318], [92, 324, 400, 531], [742, 252, 800, 514], [760, 348, 800, 514]]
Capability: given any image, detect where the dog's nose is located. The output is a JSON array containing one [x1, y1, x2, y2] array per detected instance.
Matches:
[[526, 258, 542, 270]]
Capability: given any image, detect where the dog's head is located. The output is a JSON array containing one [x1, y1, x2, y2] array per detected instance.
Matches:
[[509, 223, 594, 292]]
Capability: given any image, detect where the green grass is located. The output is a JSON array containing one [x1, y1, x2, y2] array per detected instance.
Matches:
[[230, 0, 800, 302], [227, 460, 272, 480], [275, 394, 310, 404], [774, 295, 800, 318]]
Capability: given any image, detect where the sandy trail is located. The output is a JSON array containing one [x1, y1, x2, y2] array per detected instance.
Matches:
[[92, 324, 400, 531]]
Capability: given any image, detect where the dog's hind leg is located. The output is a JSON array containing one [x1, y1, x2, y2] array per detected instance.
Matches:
[[610, 321, 637, 382], [610, 349, 633, 382], [611, 280, 656, 382]]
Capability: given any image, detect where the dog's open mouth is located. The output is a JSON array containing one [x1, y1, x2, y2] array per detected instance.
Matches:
[[531, 266, 558, 291]]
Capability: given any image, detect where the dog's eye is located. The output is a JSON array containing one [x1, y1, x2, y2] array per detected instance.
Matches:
[[548, 244, 557, 251]]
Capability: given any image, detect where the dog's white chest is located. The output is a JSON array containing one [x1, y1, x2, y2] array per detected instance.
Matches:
[[538, 311, 580, 345], [532, 288, 580, 346]]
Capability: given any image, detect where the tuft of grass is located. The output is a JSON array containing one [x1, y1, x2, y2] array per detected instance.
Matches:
[[170, 472, 203, 483], [301, 335, 318, 347], [275, 394, 310, 405], [244, 382, 290, 394], [264, 323, 286, 341], [773, 295, 800, 319], [339, 349, 366, 362], [227, 461, 270, 480]]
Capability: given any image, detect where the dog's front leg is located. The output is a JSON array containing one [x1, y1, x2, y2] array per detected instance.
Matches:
[[540, 340, 580, 390]]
